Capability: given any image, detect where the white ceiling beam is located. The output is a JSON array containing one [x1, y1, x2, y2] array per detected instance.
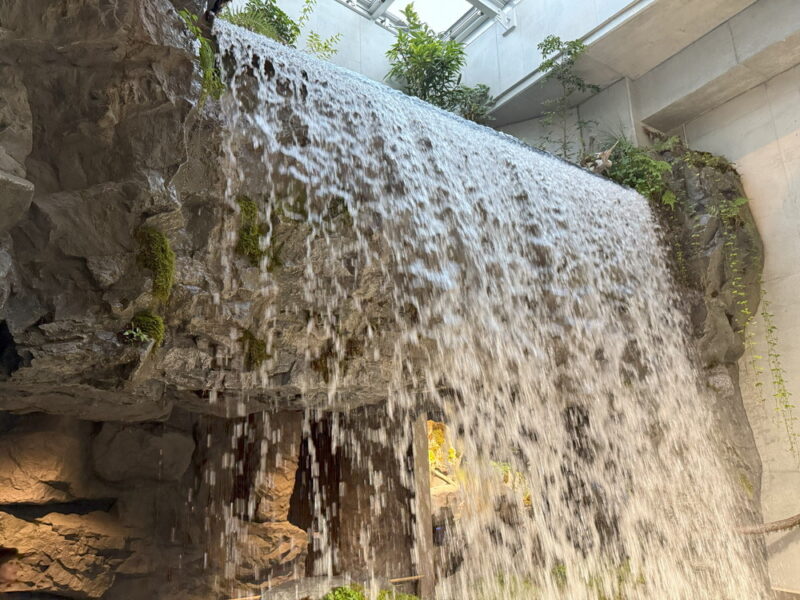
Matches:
[[467, 0, 515, 34], [370, 0, 395, 19]]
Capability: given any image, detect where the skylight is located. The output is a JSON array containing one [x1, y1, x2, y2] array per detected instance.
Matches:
[[389, 0, 473, 33]]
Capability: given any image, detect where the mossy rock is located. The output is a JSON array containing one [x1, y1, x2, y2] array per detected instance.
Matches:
[[130, 310, 165, 347], [136, 227, 175, 302], [683, 149, 736, 173], [235, 196, 284, 270], [242, 329, 269, 370]]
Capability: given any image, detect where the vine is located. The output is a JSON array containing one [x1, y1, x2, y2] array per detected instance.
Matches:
[[760, 295, 799, 460]]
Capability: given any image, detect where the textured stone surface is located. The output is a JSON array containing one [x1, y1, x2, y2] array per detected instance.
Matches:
[[236, 520, 308, 587], [0, 510, 131, 598], [0, 0, 397, 422], [0, 170, 33, 235], [255, 413, 303, 522], [657, 143, 765, 526], [92, 422, 195, 482], [0, 419, 105, 504]]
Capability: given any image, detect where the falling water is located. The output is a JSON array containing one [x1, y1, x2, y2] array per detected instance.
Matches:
[[212, 21, 768, 600]]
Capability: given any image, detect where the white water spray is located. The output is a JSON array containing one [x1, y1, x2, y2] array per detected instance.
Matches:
[[213, 21, 768, 600]]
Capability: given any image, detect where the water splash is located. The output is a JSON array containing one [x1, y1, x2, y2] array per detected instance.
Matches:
[[212, 20, 768, 600]]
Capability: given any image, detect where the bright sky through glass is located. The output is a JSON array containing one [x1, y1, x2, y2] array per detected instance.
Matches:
[[389, 0, 473, 32]]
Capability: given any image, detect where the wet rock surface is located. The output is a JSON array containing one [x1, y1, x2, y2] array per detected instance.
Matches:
[[0, 0, 394, 422], [656, 143, 765, 524]]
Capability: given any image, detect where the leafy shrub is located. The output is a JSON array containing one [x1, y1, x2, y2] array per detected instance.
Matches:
[[605, 138, 672, 205], [126, 311, 165, 347], [448, 84, 495, 124], [221, 0, 341, 59], [322, 585, 365, 600], [321, 584, 420, 600], [222, 0, 299, 44], [386, 5, 466, 108], [385, 5, 496, 122]]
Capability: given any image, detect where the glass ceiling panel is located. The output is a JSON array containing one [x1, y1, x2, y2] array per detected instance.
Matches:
[[389, 0, 473, 33]]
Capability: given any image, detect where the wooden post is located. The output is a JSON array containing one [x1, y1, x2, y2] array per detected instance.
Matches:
[[411, 413, 436, 599]]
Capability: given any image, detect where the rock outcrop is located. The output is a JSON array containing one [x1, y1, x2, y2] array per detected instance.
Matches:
[[655, 142, 765, 523]]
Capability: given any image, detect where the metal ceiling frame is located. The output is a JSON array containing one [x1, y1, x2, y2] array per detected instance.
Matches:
[[333, 0, 515, 41]]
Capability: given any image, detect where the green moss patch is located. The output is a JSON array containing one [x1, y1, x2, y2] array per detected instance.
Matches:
[[236, 196, 285, 271], [129, 310, 165, 347], [683, 149, 735, 173], [136, 227, 175, 303], [242, 329, 269, 370], [236, 196, 268, 267]]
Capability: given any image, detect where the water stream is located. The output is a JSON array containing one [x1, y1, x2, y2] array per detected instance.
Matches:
[[213, 21, 768, 600]]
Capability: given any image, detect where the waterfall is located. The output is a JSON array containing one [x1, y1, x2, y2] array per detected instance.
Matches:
[[213, 21, 768, 600]]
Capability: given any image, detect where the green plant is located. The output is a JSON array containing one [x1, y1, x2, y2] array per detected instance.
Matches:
[[321, 585, 419, 600], [683, 149, 735, 173], [122, 327, 151, 344], [322, 584, 365, 600], [223, 0, 298, 43], [126, 311, 166, 347], [179, 10, 226, 104], [386, 5, 466, 108], [306, 29, 343, 60], [605, 138, 672, 204], [536, 35, 600, 161], [762, 296, 799, 460], [136, 227, 176, 303], [448, 83, 496, 124], [221, 0, 341, 59]]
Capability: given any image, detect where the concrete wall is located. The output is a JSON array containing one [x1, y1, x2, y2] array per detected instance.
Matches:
[[500, 78, 637, 156], [682, 62, 800, 593]]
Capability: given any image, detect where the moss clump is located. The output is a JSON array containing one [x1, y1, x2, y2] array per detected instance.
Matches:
[[242, 329, 269, 370], [683, 149, 735, 173], [130, 310, 165, 347], [236, 196, 279, 268], [136, 227, 175, 303]]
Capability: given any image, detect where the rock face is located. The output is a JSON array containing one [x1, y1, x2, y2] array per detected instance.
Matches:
[[655, 143, 765, 523], [92, 423, 195, 482], [0, 511, 131, 599], [0, 0, 397, 423]]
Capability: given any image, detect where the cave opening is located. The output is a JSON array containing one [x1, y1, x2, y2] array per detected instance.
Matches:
[[0, 321, 22, 381]]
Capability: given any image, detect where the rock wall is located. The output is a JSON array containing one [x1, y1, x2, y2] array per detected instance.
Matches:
[[653, 142, 765, 526]]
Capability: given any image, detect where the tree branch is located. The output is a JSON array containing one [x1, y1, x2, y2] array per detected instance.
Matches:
[[738, 512, 800, 535]]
